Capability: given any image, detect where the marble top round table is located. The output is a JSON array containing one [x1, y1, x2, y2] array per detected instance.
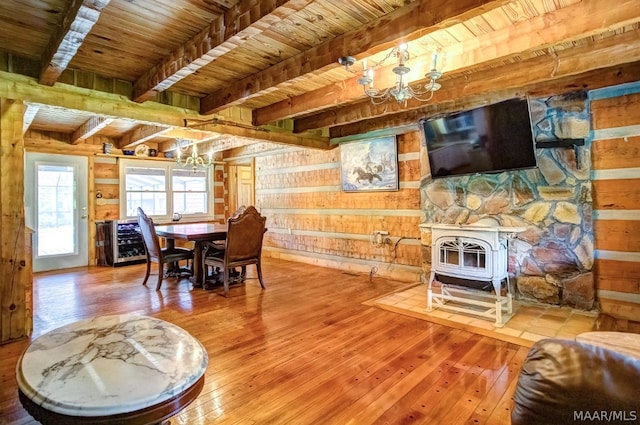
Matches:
[[16, 314, 208, 425]]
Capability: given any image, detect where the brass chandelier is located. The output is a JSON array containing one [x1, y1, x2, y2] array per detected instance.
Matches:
[[175, 139, 213, 171]]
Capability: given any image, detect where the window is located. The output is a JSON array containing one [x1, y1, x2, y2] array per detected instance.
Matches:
[[172, 169, 207, 214], [120, 159, 212, 220], [125, 166, 167, 216]]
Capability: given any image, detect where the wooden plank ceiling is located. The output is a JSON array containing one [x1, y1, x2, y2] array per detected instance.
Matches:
[[0, 0, 639, 153]]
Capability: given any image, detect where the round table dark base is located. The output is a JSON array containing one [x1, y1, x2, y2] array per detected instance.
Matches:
[[19, 375, 204, 425]]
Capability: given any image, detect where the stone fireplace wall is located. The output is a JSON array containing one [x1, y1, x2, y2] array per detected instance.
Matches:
[[420, 92, 594, 309]]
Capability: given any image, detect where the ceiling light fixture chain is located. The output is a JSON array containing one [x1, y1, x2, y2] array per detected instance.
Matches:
[[339, 43, 443, 106]]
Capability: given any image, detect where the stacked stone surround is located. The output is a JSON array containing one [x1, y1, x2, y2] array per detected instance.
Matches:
[[419, 92, 595, 310]]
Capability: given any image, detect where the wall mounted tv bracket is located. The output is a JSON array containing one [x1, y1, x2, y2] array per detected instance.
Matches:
[[535, 138, 585, 169]]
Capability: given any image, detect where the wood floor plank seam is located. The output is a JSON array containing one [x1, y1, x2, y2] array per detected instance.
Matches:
[[2, 259, 541, 425]]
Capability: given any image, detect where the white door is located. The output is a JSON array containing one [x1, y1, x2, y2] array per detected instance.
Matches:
[[229, 164, 254, 213], [237, 165, 255, 207], [24, 153, 89, 272]]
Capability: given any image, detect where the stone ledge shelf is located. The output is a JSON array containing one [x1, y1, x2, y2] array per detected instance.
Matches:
[[419, 222, 527, 233]]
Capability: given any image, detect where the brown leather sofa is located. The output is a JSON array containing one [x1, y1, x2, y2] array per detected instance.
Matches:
[[511, 338, 640, 425]]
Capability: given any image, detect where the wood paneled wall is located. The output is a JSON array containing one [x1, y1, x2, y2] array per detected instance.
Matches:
[[214, 163, 227, 222], [590, 83, 640, 321], [94, 156, 120, 220], [255, 132, 424, 282]]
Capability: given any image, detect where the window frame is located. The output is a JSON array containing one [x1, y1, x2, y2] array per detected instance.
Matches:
[[119, 158, 214, 222]]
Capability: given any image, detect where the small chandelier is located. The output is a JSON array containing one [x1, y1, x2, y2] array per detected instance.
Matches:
[[339, 43, 442, 106], [175, 139, 213, 171]]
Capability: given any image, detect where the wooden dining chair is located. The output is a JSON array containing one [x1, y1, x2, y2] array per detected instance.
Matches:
[[205, 205, 247, 256], [137, 207, 194, 290], [202, 205, 266, 296]]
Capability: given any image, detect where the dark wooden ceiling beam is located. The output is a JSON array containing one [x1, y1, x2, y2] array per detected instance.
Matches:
[[296, 29, 640, 133], [132, 0, 314, 103], [255, 0, 640, 127], [200, 0, 509, 115], [39, 0, 111, 86], [328, 38, 640, 139]]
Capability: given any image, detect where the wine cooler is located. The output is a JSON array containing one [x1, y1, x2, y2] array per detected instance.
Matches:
[[113, 219, 146, 265]]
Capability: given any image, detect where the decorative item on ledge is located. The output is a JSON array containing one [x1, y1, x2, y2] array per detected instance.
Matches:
[[175, 138, 213, 171], [338, 43, 443, 106], [134, 144, 150, 157]]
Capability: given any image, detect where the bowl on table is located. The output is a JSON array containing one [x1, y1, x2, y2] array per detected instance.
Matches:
[[122, 149, 135, 155]]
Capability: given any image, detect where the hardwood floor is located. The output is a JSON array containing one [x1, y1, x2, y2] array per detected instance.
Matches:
[[0, 258, 530, 425]]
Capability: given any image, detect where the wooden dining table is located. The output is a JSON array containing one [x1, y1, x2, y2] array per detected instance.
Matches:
[[154, 222, 227, 287]]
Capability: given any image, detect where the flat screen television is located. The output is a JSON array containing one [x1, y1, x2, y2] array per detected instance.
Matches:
[[420, 98, 537, 179]]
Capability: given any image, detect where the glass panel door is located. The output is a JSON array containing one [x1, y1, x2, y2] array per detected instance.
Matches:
[[25, 153, 88, 272]]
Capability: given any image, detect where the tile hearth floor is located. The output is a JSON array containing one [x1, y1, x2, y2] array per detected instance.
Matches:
[[368, 283, 599, 347]]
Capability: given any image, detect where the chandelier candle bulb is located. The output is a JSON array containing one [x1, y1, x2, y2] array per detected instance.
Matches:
[[431, 53, 438, 70]]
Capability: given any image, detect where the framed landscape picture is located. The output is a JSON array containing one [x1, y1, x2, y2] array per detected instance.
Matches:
[[340, 136, 398, 192]]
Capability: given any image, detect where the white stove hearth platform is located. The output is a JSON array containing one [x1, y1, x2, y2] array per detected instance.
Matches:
[[420, 222, 525, 327], [370, 284, 599, 346]]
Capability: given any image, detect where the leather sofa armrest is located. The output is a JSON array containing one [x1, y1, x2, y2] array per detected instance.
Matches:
[[511, 338, 640, 425]]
